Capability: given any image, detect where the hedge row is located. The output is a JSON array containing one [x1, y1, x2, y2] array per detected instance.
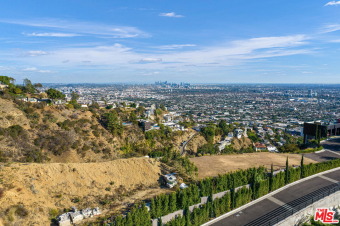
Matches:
[[166, 158, 340, 226], [108, 158, 340, 225]]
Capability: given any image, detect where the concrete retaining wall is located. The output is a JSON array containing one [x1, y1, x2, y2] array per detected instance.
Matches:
[[276, 191, 340, 226], [152, 184, 250, 225]]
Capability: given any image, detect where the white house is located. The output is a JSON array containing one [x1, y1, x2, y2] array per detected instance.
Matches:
[[234, 129, 243, 139], [163, 174, 177, 188], [267, 145, 278, 153]]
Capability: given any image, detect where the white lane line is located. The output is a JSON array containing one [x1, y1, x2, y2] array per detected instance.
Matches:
[[318, 174, 339, 184]]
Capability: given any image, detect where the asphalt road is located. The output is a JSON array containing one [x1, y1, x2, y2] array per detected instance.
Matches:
[[208, 169, 340, 226], [305, 137, 340, 162], [180, 132, 197, 156], [321, 137, 340, 152]]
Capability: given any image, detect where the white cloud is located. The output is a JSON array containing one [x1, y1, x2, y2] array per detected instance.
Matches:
[[322, 24, 340, 33], [23, 67, 52, 73], [139, 58, 162, 63], [157, 44, 196, 49], [0, 66, 10, 70], [25, 50, 49, 56], [0, 19, 148, 38], [159, 12, 184, 18], [23, 67, 38, 71], [141, 71, 160, 76], [25, 32, 79, 37], [5, 35, 311, 74], [325, 1, 340, 6]]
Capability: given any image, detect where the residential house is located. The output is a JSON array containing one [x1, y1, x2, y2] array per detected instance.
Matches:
[[255, 142, 267, 152], [163, 174, 177, 188]]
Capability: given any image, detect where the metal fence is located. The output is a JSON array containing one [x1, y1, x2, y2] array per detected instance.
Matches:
[[245, 183, 340, 226]]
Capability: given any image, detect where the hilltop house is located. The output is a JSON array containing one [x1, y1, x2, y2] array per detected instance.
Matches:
[[0, 84, 9, 90], [234, 129, 243, 139], [254, 142, 267, 152], [163, 173, 177, 188]]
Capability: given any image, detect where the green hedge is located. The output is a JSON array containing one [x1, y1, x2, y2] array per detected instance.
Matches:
[[108, 158, 340, 225]]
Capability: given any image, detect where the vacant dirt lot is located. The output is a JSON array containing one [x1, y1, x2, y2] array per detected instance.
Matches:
[[0, 157, 163, 225], [190, 153, 317, 178]]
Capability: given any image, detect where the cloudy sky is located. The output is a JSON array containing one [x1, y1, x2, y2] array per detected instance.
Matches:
[[1, 0, 340, 83]]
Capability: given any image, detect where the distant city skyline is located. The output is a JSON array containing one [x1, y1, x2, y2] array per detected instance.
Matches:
[[1, 0, 340, 83]]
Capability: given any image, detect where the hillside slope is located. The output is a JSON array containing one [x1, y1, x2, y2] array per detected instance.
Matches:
[[0, 98, 30, 129], [0, 158, 162, 225], [0, 97, 192, 163]]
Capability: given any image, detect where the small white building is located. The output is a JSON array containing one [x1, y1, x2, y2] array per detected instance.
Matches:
[[217, 140, 231, 151], [234, 129, 243, 139], [163, 174, 177, 188], [0, 84, 9, 90], [164, 114, 172, 122], [179, 183, 189, 189], [267, 145, 278, 153], [57, 213, 71, 226]]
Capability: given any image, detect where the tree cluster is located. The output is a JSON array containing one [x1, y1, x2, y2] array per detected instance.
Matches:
[[108, 158, 340, 225], [111, 204, 151, 226]]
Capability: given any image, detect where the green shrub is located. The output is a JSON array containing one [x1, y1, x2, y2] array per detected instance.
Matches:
[[49, 208, 59, 219]]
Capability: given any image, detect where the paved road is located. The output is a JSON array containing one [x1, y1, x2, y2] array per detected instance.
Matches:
[[305, 137, 340, 162], [321, 137, 340, 152], [207, 169, 340, 226], [180, 132, 197, 156]]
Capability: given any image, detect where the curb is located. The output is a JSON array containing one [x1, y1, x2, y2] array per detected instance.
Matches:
[[202, 167, 340, 226]]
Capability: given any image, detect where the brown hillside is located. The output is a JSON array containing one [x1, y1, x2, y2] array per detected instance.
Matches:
[[0, 98, 30, 129], [186, 134, 207, 153], [232, 136, 253, 150], [0, 158, 162, 225]]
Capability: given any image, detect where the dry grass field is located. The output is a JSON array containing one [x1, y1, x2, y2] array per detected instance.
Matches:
[[190, 153, 317, 179], [0, 157, 163, 225]]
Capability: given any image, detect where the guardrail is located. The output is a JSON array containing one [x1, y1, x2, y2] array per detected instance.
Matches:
[[244, 183, 340, 226]]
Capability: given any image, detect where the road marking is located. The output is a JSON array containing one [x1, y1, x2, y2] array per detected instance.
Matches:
[[202, 167, 340, 226], [325, 150, 340, 157], [267, 196, 288, 206], [318, 175, 338, 183]]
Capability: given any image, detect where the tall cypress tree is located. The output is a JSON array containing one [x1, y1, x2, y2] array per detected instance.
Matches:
[[300, 155, 305, 178], [157, 217, 162, 226], [125, 211, 133, 226], [155, 196, 162, 218], [150, 198, 156, 219], [184, 206, 191, 226], [114, 215, 124, 226], [285, 157, 289, 184], [269, 164, 274, 192], [181, 191, 188, 209], [251, 168, 257, 199], [141, 204, 151, 226], [162, 194, 169, 216], [230, 175, 236, 209], [169, 192, 177, 212]]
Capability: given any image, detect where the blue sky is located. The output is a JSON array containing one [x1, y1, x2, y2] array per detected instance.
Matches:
[[1, 0, 340, 83]]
